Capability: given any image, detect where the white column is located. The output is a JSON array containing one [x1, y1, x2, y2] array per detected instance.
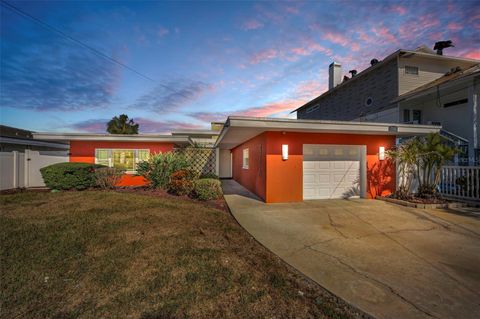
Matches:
[[12, 151, 18, 188], [215, 147, 220, 175], [468, 84, 479, 165]]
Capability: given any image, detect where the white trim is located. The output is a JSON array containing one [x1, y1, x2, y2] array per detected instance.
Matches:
[[32, 133, 192, 144]]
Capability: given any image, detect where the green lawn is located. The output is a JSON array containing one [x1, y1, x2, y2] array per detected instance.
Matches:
[[1, 191, 361, 318]]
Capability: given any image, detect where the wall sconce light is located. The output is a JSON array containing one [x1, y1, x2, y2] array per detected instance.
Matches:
[[282, 144, 289, 160], [379, 146, 385, 161]]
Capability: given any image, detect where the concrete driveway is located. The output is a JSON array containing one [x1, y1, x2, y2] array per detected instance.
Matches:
[[222, 180, 480, 319]]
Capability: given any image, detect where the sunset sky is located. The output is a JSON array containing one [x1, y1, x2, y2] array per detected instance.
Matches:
[[1, 0, 479, 133]]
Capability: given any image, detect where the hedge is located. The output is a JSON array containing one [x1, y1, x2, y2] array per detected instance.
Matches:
[[193, 178, 223, 201], [40, 162, 105, 190]]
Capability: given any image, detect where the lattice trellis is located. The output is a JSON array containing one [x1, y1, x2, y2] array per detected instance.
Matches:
[[175, 147, 216, 175]]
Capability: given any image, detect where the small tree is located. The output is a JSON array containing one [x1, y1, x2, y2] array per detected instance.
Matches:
[[107, 114, 139, 134], [386, 138, 420, 198], [136, 152, 192, 189], [387, 133, 457, 199], [416, 133, 457, 197]]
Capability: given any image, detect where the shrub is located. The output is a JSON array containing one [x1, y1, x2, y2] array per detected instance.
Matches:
[[167, 169, 197, 196], [40, 162, 105, 190], [137, 152, 191, 189], [199, 172, 219, 179], [193, 178, 223, 201], [94, 167, 125, 189]]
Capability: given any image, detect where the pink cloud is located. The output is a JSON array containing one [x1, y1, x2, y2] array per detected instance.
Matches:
[[372, 26, 396, 43], [389, 5, 407, 15], [250, 48, 278, 64], [158, 27, 169, 37], [295, 80, 327, 99], [241, 19, 264, 30], [234, 100, 300, 117], [322, 31, 349, 46], [290, 38, 333, 58], [462, 50, 480, 60], [447, 22, 462, 31]]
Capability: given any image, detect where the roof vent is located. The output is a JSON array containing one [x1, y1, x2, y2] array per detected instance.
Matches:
[[433, 40, 454, 55], [370, 58, 379, 66], [349, 70, 357, 77]]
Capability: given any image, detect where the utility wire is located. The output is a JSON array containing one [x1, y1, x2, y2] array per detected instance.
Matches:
[[0, 0, 190, 98]]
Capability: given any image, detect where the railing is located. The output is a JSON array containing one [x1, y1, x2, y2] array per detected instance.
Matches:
[[439, 166, 480, 201]]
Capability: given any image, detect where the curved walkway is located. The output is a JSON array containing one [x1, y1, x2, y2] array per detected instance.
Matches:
[[222, 180, 480, 319]]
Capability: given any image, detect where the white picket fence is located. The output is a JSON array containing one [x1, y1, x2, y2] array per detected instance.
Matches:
[[0, 150, 69, 190], [439, 166, 480, 201]]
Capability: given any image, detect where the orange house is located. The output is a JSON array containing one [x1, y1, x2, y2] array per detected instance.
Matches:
[[34, 117, 439, 200], [215, 117, 440, 203], [33, 133, 192, 187]]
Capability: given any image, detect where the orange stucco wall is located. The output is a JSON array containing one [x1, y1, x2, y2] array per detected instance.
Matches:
[[232, 131, 396, 203], [231, 133, 267, 201], [69, 141, 174, 186]]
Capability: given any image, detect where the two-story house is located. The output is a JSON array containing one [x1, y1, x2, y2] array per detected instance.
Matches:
[[293, 45, 480, 164]]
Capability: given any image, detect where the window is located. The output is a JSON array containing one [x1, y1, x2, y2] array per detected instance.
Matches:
[[95, 149, 150, 172], [364, 97, 373, 107], [405, 65, 419, 75], [412, 110, 422, 124], [306, 104, 319, 113], [403, 109, 410, 122], [242, 148, 249, 169]]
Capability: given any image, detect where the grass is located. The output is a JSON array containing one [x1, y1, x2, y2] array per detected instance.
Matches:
[[1, 191, 362, 318]]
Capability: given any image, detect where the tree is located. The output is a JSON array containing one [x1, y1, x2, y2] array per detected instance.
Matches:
[[387, 133, 458, 199], [106, 114, 139, 134]]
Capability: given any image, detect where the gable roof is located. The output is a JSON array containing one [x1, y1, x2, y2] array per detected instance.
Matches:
[[291, 48, 480, 113]]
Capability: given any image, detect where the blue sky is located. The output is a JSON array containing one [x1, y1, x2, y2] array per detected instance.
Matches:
[[1, 0, 479, 133]]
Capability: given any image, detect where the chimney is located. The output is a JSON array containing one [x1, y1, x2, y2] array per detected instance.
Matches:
[[329, 62, 342, 90]]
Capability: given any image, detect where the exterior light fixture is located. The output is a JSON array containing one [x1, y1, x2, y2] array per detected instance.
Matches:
[[379, 146, 385, 160], [282, 144, 289, 160]]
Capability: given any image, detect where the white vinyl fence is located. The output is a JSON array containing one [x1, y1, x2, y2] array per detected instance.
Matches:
[[0, 150, 68, 190], [439, 166, 480, 201]]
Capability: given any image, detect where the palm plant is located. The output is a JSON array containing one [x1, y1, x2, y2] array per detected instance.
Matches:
[[416, 133, 456, 196], [387, 133, 457, 199]]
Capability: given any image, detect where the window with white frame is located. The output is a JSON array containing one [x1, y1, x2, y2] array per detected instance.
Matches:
[[242, 148, 249, 169], [95, 149, 150, 172]]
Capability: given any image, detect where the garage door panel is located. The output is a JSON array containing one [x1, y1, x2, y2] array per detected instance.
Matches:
[[303, 145, 362, 200]]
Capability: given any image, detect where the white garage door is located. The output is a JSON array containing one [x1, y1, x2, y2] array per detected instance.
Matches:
[[303, 145, 363, 200]]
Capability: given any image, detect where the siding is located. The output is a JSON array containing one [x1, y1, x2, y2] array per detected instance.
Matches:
[[298, 59, 399, 121], [398, 55, 476, 95]]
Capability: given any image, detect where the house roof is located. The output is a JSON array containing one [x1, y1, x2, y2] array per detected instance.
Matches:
[[291, 48, 480, 113], [171, 129, 220, 137], [394, 64, 480, 102], [32, 132, 193, 144], [215, 116, 441, 149], [0, 124, 69, 149]]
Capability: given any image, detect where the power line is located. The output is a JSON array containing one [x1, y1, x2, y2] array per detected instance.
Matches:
[[0, 0, 190, 98]]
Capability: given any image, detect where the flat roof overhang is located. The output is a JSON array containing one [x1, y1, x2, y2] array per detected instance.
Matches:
[[32, 133, 192, 145], [215, 116, 441, 149]]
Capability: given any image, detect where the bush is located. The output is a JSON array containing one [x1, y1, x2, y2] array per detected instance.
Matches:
[[137, 152, 191, 189], [193, 178, 223, 201], [40, 162, 105, 190], [94, 167, 125, 189], [199, 172, 219, 179], [167, 169, 197, 196]]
